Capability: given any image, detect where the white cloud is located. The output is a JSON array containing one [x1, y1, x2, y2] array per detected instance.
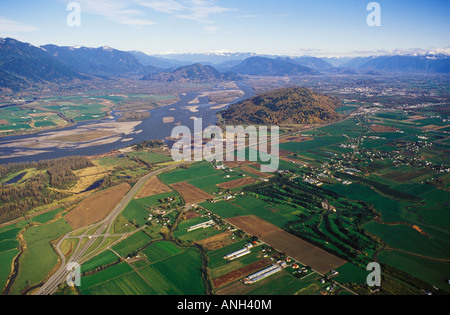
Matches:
[[235, 14, 261, 19], [203, 25, 220, 33], [135, 0, 185, 14], [176, 0, 234, 24], [73, 0, 232, 28], [0, 17, 38, 33], [75, 0, 156, 26]]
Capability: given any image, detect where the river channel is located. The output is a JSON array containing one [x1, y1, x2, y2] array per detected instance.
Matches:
[[0, 82, 255, 164]]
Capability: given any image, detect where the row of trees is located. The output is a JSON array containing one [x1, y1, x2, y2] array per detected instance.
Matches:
[[133, 140, 165, 151]]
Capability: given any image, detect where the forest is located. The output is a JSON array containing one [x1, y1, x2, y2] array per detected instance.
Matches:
[[220, 87, 342, 125], [0, 156, 93, 223]]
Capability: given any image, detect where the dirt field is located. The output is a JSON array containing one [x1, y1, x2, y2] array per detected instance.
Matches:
[[407, 115, 427, 121], [280, 135, 314, 143], [213, 258, 272, 289], [422, 125, 448, 131], [280, 156, 309, 166], [170, 181, 213, 204], [65, 183, 131, 229], [383, 170, 429, 182], [226, 215, 346, 275], [184, 211, 201, 220], [278, 149, 294, 157], [216, 177, 258, 190], [215, 280, 253, 295], [240, 166, 274, 179], [135, 176, 172, 199], [196, 232, 234, 251], [370, 124, 400, 132], [226, 216, 280, 238]]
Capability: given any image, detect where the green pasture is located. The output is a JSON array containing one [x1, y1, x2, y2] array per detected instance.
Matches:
[[0, 225, 22, 291], [137, 242, 206, 295], [159, 161, 220, 185], [9, 218, 72, 295], [112, 231, 152, 257], [364, 222, 450, 260], [377, 251, 450, 292]]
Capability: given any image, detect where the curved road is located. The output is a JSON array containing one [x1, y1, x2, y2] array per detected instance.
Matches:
[[35, 164, 181, 295]]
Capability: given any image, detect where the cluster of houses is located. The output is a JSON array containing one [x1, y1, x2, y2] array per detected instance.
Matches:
[[304, 177, 324, 187], [147, 213, 171, 226]]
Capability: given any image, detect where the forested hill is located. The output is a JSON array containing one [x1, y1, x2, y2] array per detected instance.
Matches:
[[141, 63, 241, 83], [219, 87, 342, 125]]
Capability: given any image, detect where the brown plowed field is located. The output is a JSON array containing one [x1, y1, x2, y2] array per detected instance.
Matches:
[[240, 166, 274, 179], [383, 170, 429, 182], [370, 124, 399, 132], [216, 177, 258, 190], [226, 215, 279, 238], [65, 183, 131, 229], [226, 215, 346, 275], [280, 135, 314, 143], [196, 232, 234, 251], [135, 176, 172, 199], [215, 281, 252, 295], [170, 181, 213, 204], [278, 149, 294, 157], [213, 258, 272, 289]]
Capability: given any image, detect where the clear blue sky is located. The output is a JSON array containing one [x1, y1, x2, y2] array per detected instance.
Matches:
[[0, 0, 449, 56]]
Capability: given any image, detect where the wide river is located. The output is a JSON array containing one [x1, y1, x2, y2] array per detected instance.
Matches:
[[0, 82, 255, 164]]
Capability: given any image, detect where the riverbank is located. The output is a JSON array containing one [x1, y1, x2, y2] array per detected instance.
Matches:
[[0, 82, 254, 165]]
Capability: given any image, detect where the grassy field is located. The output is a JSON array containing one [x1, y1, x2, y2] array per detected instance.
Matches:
[[81, 241, 206, 295], [126, 151, 172, 164], [9, 218, 72, 295], [0, 225, 22, 292], [159, 161, 220, 185], [111, 231, 152, 257], [364, 222, 450, 260], [377, 251, 450, 291]]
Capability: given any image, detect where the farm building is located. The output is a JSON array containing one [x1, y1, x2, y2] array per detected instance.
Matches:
[[244, 265, 282, 284], [224, 248, 250, 260], [223, 243, 254, 260], [187, 220, 215, 232]]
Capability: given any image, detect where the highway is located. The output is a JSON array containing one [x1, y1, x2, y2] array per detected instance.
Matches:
[[35, 164, 181, 295]]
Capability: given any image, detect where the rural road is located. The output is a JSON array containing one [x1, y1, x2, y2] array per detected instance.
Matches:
[[35, 164, 182, 295]]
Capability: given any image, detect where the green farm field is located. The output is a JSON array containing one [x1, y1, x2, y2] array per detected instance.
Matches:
[[9, 218, 72, 295]]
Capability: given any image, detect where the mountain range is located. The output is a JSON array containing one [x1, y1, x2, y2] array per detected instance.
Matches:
[[0, 38, 88, 90], [141, 63, 241, 83], [0, 37, 449, 91]]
